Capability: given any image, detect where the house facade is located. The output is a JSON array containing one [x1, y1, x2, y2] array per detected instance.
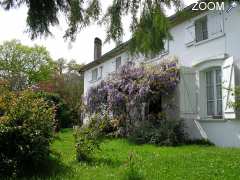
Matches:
[[80, 3, 240, 147]]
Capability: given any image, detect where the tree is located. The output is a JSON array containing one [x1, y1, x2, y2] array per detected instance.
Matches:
[[0, 0, 184, 55], [56, 58, 67, 75], [0, 40, 55, 91], [38, 59, 84, 124], [55, 60, 84, 124]]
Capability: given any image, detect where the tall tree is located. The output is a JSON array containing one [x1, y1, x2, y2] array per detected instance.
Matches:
[[38, 58, 84, 124], [0, 40, 55, 91], [56, 58, 67, 75], [0, 0, 184, 55], [53, 59, 84, 124]]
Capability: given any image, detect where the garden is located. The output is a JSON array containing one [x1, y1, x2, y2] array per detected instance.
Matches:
[[19, 129, 240, 179], [0, 40, 240, 179]]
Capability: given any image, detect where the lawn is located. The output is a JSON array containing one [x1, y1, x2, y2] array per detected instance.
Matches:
[[27, 128, 240, 180]]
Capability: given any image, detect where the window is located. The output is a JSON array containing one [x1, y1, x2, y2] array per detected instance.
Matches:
[[195, 16, 208, 42], [91, 68, 98, 81], [99, 66, 103, 79], [116, 57, 121, 71], [206, 68, 222, 118]]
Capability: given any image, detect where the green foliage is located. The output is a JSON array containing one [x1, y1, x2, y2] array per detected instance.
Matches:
[[74, 112, 111, 161], [130, 113, 186, 146], [35, 59, 84, 126], [0, 90, 55, 177], [85, 59, 181, 145], [0, 0, 183, 55], [130, 3, 171, 56], [0, 40, 55, 91], [29, 129, 240, 179], [74, 126, 101, 161], [54, 59, 84, 125], [34, 92, 72, 130], [123, 152, 144, 180], [185, 139, 214, 146], [234, 86, 240, 111]]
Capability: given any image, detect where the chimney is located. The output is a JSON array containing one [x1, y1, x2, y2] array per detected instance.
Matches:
[[94, 37, 102, 60]]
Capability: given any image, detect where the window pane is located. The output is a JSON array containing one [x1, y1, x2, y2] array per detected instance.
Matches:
[[206, 71, 214, 101], [92, 69, 98, 81], [195, 20, 203, 42], [206, 71, 213, 85], [99, 66, 103, 78], [202, 17, 208, 40], [116, 57, 121, 70], [216, 69, 221, 84], [217, 100, 223, 116], [207, 86, 214, 100], [207, 101, 214, 116], [195, 16, 208, 42], [206, 68, 223, 117], [216, 85, 222, 99]]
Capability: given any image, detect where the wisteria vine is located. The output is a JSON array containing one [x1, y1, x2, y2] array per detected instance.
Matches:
[[85, 58, 179, 119]]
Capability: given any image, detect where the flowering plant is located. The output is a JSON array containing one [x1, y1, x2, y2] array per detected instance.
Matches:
[[85, 57, 179, 135]]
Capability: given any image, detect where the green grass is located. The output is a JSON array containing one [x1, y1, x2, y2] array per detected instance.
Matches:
[[27, 128, 240, 180]]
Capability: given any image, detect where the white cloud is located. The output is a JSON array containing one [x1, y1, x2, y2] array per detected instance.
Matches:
[[0, 0, 197, 64]]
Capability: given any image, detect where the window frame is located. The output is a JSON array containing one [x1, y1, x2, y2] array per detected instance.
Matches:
[[91, 68, 98, 81], [195, 16, 208, 43], [205, 67, 223, 118], [116, 56, 122, 71], [99, 66, 103, 79]]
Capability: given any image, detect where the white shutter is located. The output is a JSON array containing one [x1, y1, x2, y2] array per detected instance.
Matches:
[[185, 23, 195, 46], [163, 39, 169, 53], [222, 56, 236, 119], [180, 67, 197, 115], [208, 11, 223, 37]]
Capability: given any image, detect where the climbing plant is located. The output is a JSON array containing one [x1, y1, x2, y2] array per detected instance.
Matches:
[[85, 57, 180, 136]]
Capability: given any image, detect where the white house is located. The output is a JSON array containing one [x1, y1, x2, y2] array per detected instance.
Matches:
[[80, 3, 240, 147]]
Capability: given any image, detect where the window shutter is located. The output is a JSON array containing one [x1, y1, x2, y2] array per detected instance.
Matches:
[[163, 39, 169, 53], [208, 11, 223, 37], [185, 23, 195, 45], [195, 20, 202, 42], [222, 56, 236, 119], [180, 67, 197, 115]]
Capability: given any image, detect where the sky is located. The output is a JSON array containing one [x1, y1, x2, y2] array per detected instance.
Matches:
[[0, 0, 197, 64]]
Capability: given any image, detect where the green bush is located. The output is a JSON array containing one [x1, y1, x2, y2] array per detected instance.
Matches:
[[0, 91, 55, 177], [130, 114, 186, 146], [234, 87, 240, 111], [74, 113, 111, 161], [74, 125, 101, 161], [35, 91, 72, 130]]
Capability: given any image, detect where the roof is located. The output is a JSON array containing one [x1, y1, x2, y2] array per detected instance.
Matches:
[[79, 40, 130, 73], [79, 2, 204, 73]]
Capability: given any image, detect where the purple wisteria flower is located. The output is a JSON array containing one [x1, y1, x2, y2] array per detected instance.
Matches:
[[85, 59, 179, 116]]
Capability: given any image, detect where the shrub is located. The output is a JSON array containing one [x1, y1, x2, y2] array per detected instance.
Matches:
[[185, 139, 214, 146], [74, 125, 101, 161], [34, 91, 72, 130], [74, 112, 111, 161], [0, 90, 55, 177], [130, 114, 186, 146], [234, 86, 240, 111]]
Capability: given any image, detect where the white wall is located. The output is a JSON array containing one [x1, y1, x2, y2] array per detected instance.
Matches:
[[83, 7, 240, 146], [83, 52, 129, 96], [167, 7, 240, 146]]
